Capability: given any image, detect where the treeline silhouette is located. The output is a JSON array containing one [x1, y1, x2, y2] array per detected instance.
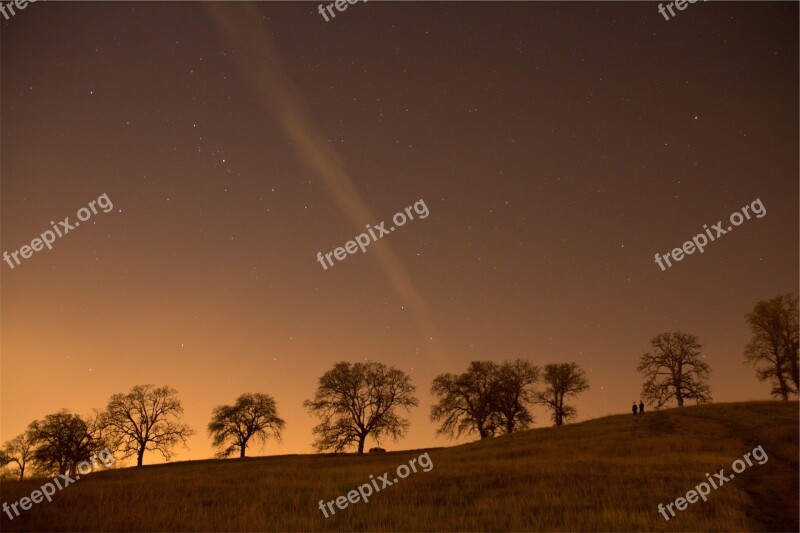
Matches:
[[1, 293, 796, 479]]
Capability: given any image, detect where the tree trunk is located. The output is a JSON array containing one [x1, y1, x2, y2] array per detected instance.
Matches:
[[240, 446, 246, 458], [357, 435, 366, 454], [785, 343, 800, 393], [137, 447, 145, 467], [18, 465, 24, 481], [676, 365, 684, 407], [778, 361, 789, 399], [777, 372, 789, 400], [788, 352, 799, 393], [556, 396, 564, 426], [774, 344, 789, 400]]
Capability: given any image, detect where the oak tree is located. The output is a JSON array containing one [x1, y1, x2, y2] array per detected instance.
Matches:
[[27, 410, 101, 475], [537, 362, 589, 426], [304, 361, 418, 454], [208, 393, 285, 458], [638, 332, 711, 408], [744, 294, 799, 400], [430, 361, 502, 439], [99, 384, 194, 466], [0, 432, 35, 480]]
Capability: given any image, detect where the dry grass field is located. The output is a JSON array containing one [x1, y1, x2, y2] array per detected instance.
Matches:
[[1, 401, 796, 532]]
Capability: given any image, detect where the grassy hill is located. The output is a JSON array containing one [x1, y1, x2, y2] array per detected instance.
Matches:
[[1, 401, 797, 531]]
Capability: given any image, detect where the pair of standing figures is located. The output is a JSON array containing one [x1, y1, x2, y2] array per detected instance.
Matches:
[[632, 401, 645, 416]]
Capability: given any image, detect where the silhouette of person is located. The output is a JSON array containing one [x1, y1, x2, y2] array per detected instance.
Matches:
[[632, 401, 638, 416], [639, 401, 645, 415]]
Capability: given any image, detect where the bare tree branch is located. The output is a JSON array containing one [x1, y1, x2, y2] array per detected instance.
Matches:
[[744, 294, 799, 400], [98, 385, 194, 466], [304, 361, 418, 454], [430, 361, 502, 439], [536, 362, 589, 426], [208, 393, 285, 458], [637, 332, 711, 408]]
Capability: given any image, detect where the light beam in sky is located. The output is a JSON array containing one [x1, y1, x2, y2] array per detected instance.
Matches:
[[206, 2, 446, 369]]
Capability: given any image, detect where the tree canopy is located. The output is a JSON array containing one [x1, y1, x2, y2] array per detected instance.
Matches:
[[744, 293, 799, 400], [431, 359, 542, 439], [537, 362, 589, 426], [99, 384, 194, 466], [208, 393, 285, 458], [304, 361, 418, 454], [638, 332, 711, 408]]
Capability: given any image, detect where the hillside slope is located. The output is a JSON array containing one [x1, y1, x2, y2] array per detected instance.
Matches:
[[1, 401, 797, 532]]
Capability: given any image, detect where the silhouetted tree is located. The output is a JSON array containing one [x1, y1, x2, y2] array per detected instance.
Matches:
[[208, 393, 285, 458], [430, 361, 501, 439], [304, 361, 418, 454], [27, 410, 100, 475], [744, 294, 799, 400], [1, 432, 35, 480], [99, 384, 194, 466], [537, 362, 589, 425], [638, 332, 711, 408], [493, 359, 540, 434]]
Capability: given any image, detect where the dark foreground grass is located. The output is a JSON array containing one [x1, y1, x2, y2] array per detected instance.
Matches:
[[1, 401, 797, 531]]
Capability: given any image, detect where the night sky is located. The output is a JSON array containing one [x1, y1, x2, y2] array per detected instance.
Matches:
[[1, 1, 797, 463]]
